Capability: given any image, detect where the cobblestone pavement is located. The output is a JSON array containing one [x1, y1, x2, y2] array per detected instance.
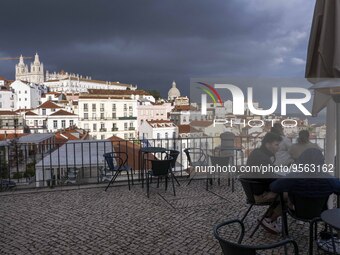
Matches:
[[0, 179, 329, 254]]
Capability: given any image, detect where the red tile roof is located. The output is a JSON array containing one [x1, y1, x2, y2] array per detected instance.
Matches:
[[49, 109, 76, 116], [25, 111, 38, 116], [0, 133, 28, 141], [190, 120, 213, 127], [38, 101, 62, 109], [0, 110, 18, 116], [178, 125, 201, 134]]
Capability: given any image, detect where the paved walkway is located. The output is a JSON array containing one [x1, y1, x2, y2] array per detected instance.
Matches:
[[0, 179, 327, 254]]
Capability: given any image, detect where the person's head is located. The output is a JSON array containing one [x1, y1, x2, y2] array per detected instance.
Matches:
[[261, 132, 282, 154], [271, 123, 284, 135], [298, 130, 310, 144]]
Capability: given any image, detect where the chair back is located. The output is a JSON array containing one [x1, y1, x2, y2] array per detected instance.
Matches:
[[103, 152, 127, 171], [289, 193, 329, 220], [184, 148, 206, 166], [150, 157, 173, 176], [214, 219, 255, 255], [239, 178, 270, 204], [167, 150, 180, 168], [210, 155, 230, 167]]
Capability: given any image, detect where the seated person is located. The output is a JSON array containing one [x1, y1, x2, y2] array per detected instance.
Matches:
[[246, 132, 282, 234], [289, 130, 321, 161], [271, 123, 293, 166], [270, 148, 340, 211]]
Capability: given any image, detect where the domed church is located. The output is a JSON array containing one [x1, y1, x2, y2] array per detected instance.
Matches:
[[167, 81, 181, 101]]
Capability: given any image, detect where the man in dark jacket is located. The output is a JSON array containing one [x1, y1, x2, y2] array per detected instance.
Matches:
[[245, 132, 283, 234]]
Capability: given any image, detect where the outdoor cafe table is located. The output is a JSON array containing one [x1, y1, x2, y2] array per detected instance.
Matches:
[[140, 147, 167, 187]]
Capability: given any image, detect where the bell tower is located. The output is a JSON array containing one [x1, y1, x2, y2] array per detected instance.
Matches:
[[29, 52, 44, 84], [15, 55, 29, 81]]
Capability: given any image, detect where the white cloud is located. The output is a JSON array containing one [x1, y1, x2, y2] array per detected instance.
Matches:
[[291, 57, 306, 65]]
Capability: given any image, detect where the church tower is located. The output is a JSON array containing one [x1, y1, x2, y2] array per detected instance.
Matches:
[[29, 53, 44, 84], [15, 55, 29, 81]]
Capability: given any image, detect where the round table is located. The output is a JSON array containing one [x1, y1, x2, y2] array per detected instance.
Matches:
[[319, 209, 340, 254]]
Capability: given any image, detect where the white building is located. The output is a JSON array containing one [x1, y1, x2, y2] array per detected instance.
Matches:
[[78, 90, 152, 140], [23, 101, 78, 133], [47, 110, 78, 132], [44, 77, 137, 93], [10, 80, 45, 109], [139, 120, 178, 143], [137, 100, 173, 126], [0, 87, 16, 110], [0, 111, 25, 134], [15, 53, 44, 84]]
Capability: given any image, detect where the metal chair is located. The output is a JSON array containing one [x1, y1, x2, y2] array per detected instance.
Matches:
[[103, 152, 133, 191], [286, 192, 329, 255], [184, 148, 209, 189], [239, 177, 279, 237], [146, 155, 175, 198], [209, 155, 232, 188], [166, 150, 181, 186], [214, 219, 299, 255]]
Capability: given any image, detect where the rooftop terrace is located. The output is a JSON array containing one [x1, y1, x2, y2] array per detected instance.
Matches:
[[0, 179, 322, 255]]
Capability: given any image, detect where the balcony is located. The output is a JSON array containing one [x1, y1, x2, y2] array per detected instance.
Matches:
[[128, 127, 135, 130], [118, 116, 137, 120], [111, 127, 118, 131], [99, 128, 107, 132]]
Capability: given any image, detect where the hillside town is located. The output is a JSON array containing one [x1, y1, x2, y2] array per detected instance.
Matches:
[[0, 53, 325, 145]]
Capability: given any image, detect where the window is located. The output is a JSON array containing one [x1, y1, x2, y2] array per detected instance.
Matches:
[[173, 132, 176, 138], [124, 123, 128, 131], [19, 98, 21, 101], [101, 123, 105, 129], [53, 120, 57, 128], [112, 112, 116, 119], [93, 123, 97, 131], [123, 104, 127, 111], [84, 123, 89, 130], [92, 113, 96, 119], [92, 104, 96, 110], [124, 134, 128, 139], [157, 133, 160, 139], [100, 103, 104, 111], [24, 98, 27, 101], [84, 103, 88, 111], [100, 112, 104, 119], [84, 113, 88, 119], [165, 132, 168, 139], [61, 120, 66, 128], [112, 104, 116, 111], [101, 135, 105, 140], [69, 120, 74, 126], [0, 102, 2, 108], [25, 90, 27, 94], [34, 120, 38, 127], [42, 109, 46, 115]]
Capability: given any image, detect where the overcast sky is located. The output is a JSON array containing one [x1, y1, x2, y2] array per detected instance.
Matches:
[[0, 0, 316, 98]]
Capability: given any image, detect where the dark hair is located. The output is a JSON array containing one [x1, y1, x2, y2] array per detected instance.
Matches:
[[261, 132, 282, 146], [270, 123, 283, 135], [298, 130, 309, 144]]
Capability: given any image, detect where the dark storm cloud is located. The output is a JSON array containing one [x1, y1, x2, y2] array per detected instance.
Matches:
[[0, 0, 315, 97]]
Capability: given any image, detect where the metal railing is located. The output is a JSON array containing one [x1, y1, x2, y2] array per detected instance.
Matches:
[[0, 136, 326, 191], [0, 137, 216, 190]]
